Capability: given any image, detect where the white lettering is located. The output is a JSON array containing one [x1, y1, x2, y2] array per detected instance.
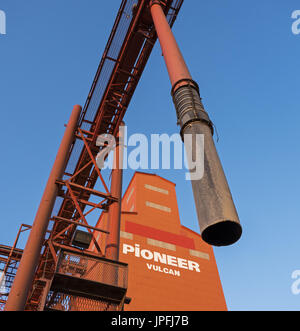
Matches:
[[146, 264, 181, 277], [188, 261, 200, 273], [0, 271, 6, 294], [184, 134, 205, 181], [177, 258, 188, 269], [128, 134, 148, 170], [167, 255, 178, 267], [123, 244, 134, 255], [141, 249, 153, 260], [95, 134, 116, 170], [112, 316, 146, 328], [0, 10, 6, 35], [153, 252, 167, 264], [291, 270, 300, 295], [292, 10, 300, 35], [134, 244, 140, 257], [123, 243, 201, 274], [151, 134, 183, 170]]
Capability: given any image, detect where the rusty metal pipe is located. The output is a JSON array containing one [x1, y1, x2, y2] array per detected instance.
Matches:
[[150, 1, 192, 86], [5, 105, 81, 311], [150, 2, 242, 246], [105, 122, 125, 261]]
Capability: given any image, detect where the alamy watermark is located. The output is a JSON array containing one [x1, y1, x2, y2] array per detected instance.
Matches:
[[292, 10, 300, 35], [0, 10, 6, 35], [0, 271, 6, 294], [291, 270, 300, 295], [95, 126, 205, 181]]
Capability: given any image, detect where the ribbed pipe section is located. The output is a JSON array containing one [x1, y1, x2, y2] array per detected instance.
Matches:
[[172, 81, 242, 246], [172, 80, 214, 137]]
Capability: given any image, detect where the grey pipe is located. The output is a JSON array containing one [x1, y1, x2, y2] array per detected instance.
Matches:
[[172, 81, 242, 246]]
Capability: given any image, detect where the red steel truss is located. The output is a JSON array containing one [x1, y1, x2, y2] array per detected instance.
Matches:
[[0, 225, 29, 311], [3, 0, 184, 311]]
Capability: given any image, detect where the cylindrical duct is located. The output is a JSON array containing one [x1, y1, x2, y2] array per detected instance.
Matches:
[[172, 81, 242, 246], [150, 1, 242, 247], [105, 122, 125, 261], [5, 105, 82, 311]]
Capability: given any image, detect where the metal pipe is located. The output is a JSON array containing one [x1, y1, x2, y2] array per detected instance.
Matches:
[[105, 122, 125, 261], [150, 1, 242, 246], [150, 1, 192, 86], [5, 105, 81, 311]]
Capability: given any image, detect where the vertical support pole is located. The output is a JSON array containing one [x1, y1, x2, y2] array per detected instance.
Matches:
[[150, 1, 242, 246], [5, 105, 82, 311], [105, 122, 125, 261], [102, 123, 124, 311]]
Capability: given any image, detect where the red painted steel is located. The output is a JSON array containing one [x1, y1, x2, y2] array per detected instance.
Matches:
[[150, 0, 192, 88], [2, 0, 236, 311], [14, 0, 185, 311], [105, 123, 125, 261], [125, 221, 196, 250], [150, 1, 242, 248], [0, 225, 30, 311], [5, 105, 81, 311]]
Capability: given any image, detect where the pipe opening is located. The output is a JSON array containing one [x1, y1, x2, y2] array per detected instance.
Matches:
[[201, 221, 242, 247]]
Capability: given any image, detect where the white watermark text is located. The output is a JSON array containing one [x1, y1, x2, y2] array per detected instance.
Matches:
[[0, 10, 6, 35], [292, 10, 300, 35]]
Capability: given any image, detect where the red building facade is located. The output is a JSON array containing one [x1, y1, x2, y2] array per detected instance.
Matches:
[[93, 172, 227, 311]]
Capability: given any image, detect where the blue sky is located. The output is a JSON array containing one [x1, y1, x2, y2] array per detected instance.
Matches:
[[1, 0, 300, 311]]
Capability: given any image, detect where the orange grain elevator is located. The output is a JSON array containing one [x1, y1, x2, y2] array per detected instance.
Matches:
[[92, 172, 227, 311]]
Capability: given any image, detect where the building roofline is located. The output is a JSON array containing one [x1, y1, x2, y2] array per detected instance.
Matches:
[[181, 224, 202, 239], [134, 171, 176, 186], [122, 171, 176, 201]]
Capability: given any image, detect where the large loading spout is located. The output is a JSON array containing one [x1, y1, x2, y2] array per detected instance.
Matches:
[[150, 0, 242, 246]]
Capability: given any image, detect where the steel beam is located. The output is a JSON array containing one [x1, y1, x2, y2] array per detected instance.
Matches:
[[7, 0, 185, 311], [5, 105, 81, 311]]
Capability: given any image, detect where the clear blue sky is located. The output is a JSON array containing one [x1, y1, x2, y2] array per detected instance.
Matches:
[[1, 0, 300, 311]]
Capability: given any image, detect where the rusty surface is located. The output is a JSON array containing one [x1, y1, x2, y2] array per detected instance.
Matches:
[[13, 0, 185, 311], [105, 123, 125, 261], [0, 225, 30, 311], [5, 106, 82, 311], [150, 2, 242, 246]]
